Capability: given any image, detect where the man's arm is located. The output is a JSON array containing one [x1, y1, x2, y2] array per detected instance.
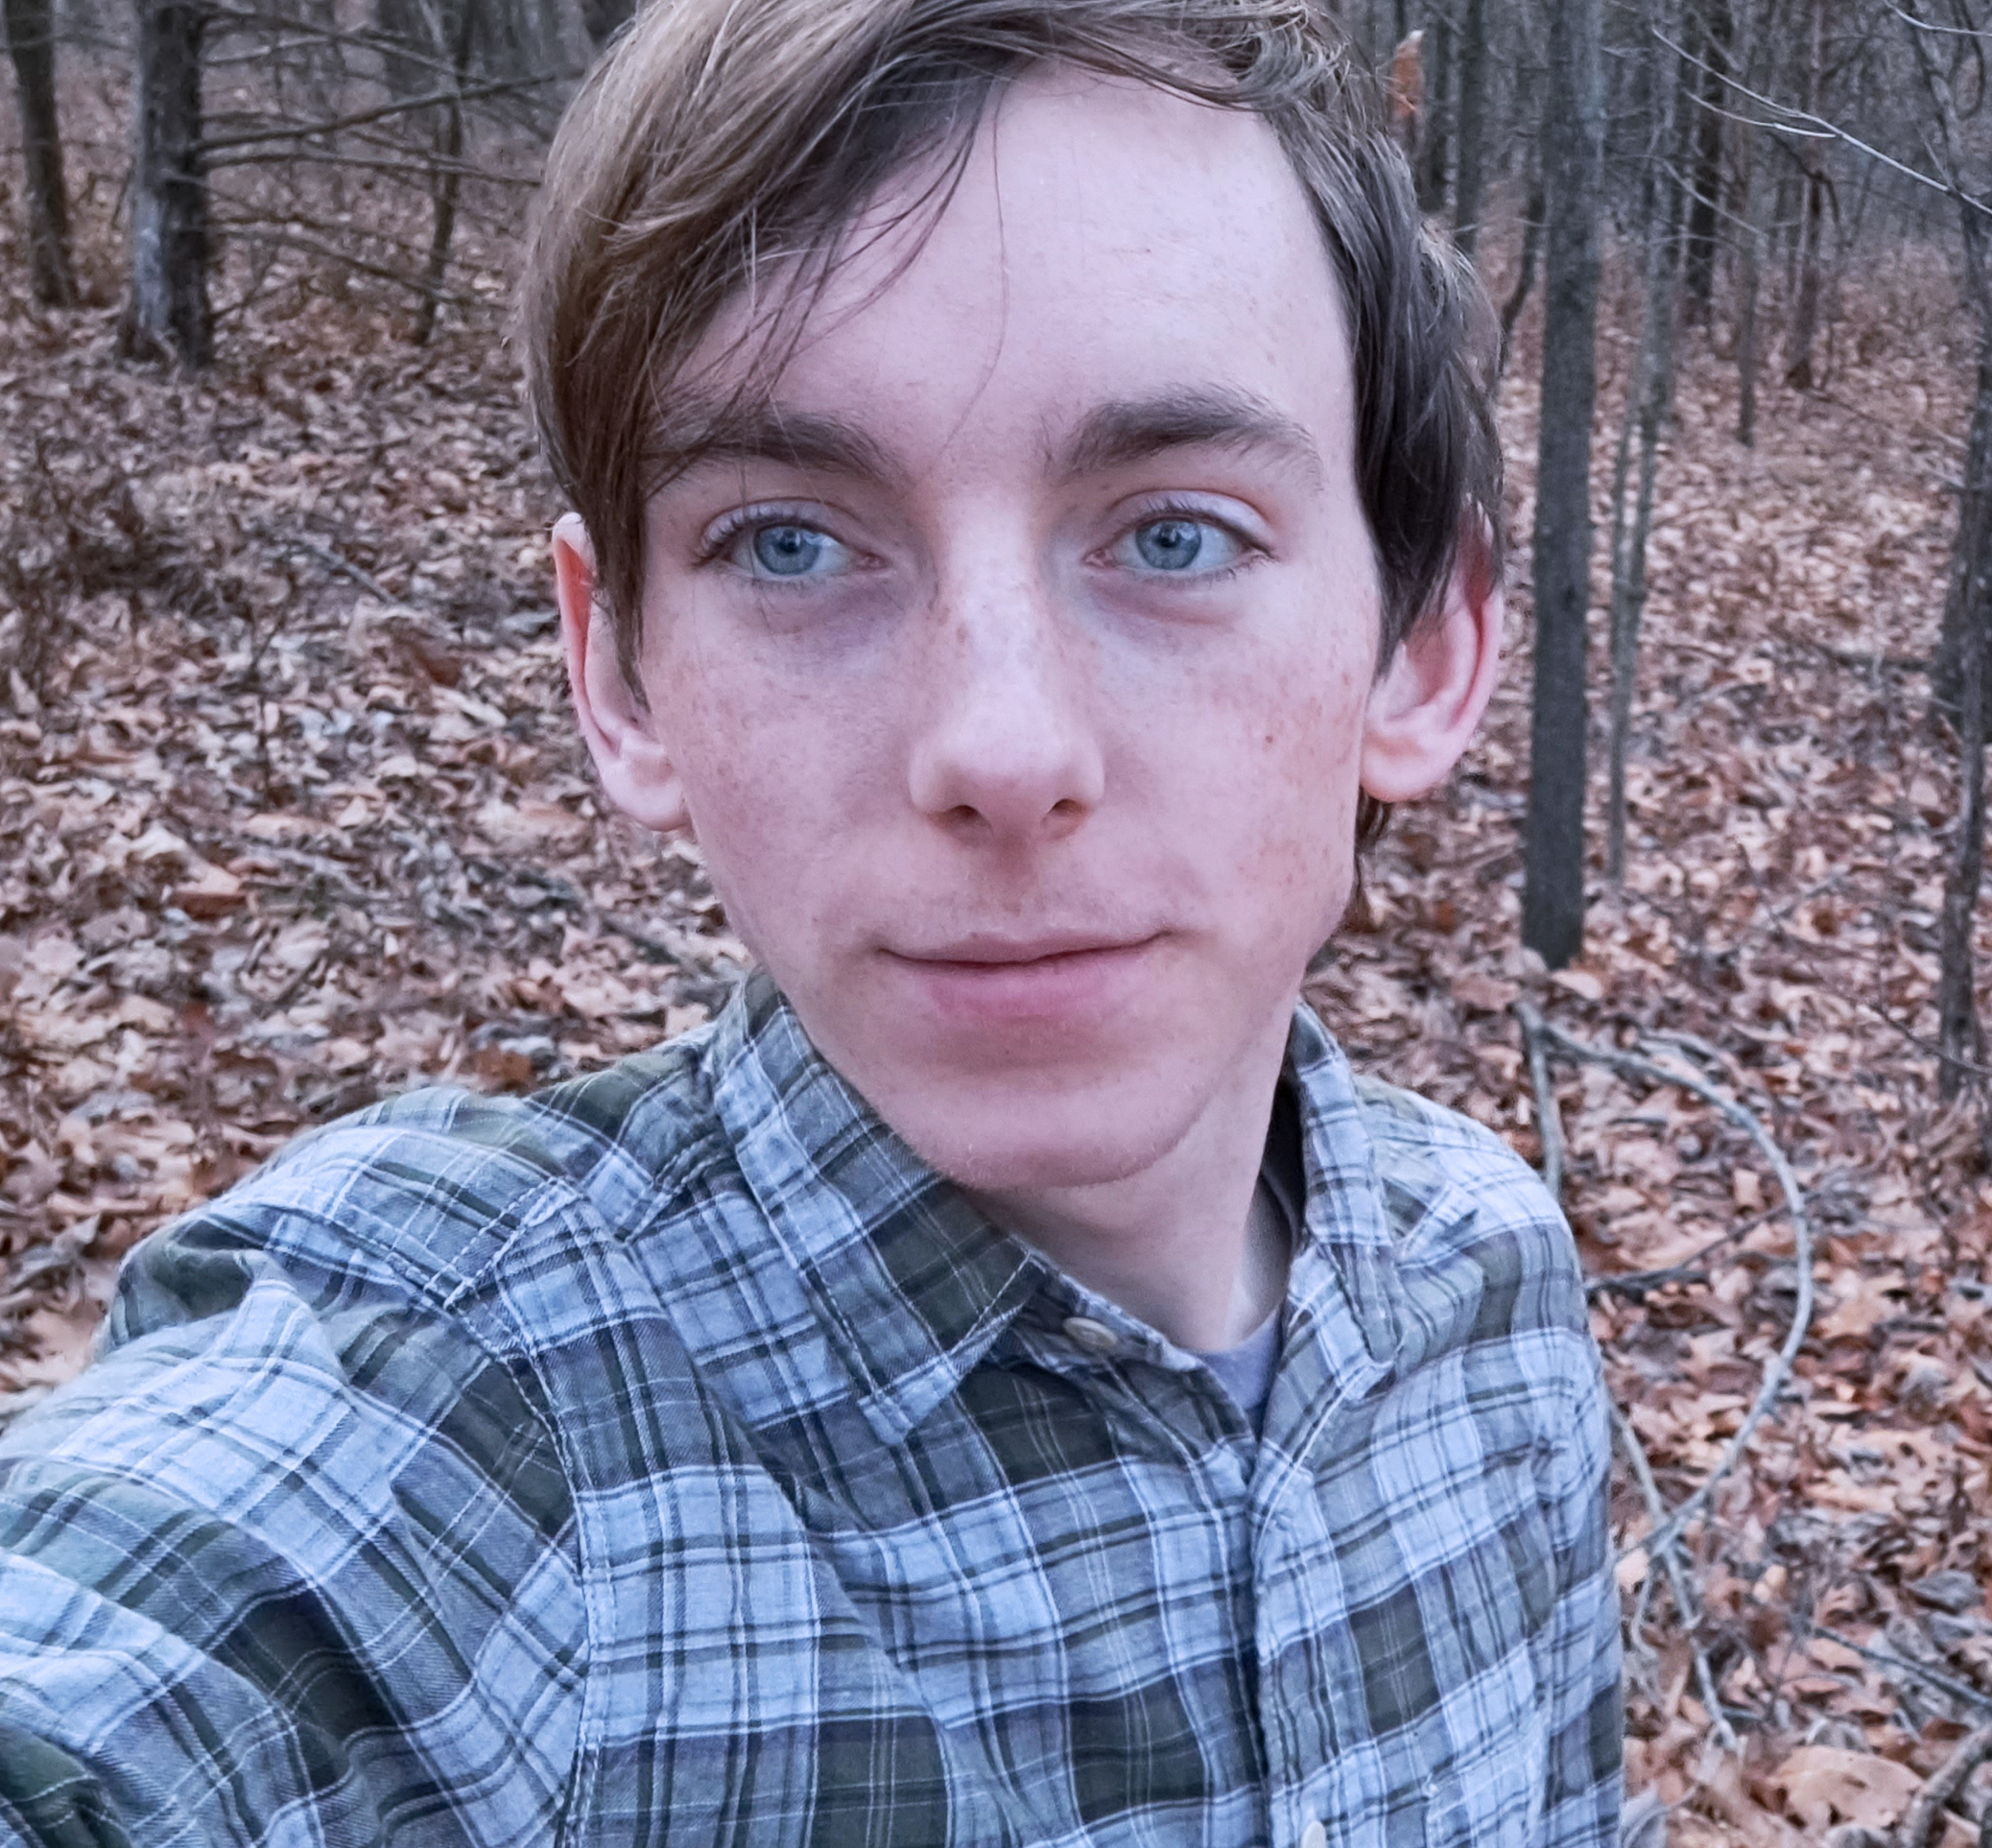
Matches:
[[0, 1191, 585, 1847], [1536, 1326, 1625, 1848]]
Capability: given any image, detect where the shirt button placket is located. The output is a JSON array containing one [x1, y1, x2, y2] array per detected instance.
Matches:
[[1298, 1819, 1328, 1848]]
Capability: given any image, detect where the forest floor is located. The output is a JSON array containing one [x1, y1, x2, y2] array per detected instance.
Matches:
[[3, 193, 1991, 1841]]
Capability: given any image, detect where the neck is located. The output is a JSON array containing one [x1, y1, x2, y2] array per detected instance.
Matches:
[[966, 1007, 1294, 1352]]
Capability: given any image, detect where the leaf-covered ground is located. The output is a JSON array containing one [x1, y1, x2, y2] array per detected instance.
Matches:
[[4, 196, 1991, 1839]]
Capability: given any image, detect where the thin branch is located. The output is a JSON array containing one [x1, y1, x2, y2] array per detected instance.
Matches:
[[1884, 0, 1988, 36], [1861, 992, 1992, 1079], [1656, 27, 1992, 221], [1805, 1623, 1992, 1717], [214, 225, 483, 304], [1611, 1402, 1740, 1753], [1586, 1212, 1788, 1301], [1524, 1019, 1817, 1559], [1896, 1721, 1992, 1848], [1514, 1001, 1564, 1201], [195, 72, 573, 155], [279, 536, 405, 606], [207, 146, 538, 186]]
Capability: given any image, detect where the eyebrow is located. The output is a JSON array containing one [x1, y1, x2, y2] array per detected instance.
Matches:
[[652, 398, 907, 487], [1055, 388, 1326, 487], [649, 384, 1324, 491]]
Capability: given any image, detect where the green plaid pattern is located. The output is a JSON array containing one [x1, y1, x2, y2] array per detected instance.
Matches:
[[0, 971, 1620, 1846]]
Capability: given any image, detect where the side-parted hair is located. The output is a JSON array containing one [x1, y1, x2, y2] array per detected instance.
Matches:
[[520, 0, 1502, 847]]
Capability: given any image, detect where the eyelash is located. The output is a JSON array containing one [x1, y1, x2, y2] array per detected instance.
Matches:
[[696, 499, 1265, 578], [697, 504, 827, 570], [1109, 498, 1262, 580]]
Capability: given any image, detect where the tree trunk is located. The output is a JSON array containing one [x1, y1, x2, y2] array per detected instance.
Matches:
[[118, 0, 210, 367], [580, 0, 632, 51], [374, 0, 431, 99], [2, 0, 75, 306], [1938, 332, 1992, 1098], [1937, 313, 1992, 733], [1784, 0, 1829, 391], [1452, 0, 1488, 260], [1416, 9, 1451, 217], [412, 0, 474, 344], [1680, 0, 1731, 322], [1606, 17, 1687, 887], [1498, 166, 1544, 376], [1736, 119, 1764, 446], [1522, 0, 1606, 968]]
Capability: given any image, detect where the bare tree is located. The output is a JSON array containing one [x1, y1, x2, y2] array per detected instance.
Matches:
[[1734, 107, 1767, 445], [119, 0, 212, 366], [1522, 0, 1606, 969], [2, 0, 76, 305], [413, 0, 476, 344], [1896, 0, 1992, 1098], [579, 0, 630, 50], [1678, 0, 1731, 322], [1605, 6, 1688, 886], [1416, 4, 1451, 215], [1783, 0, 1831, 390], [1451, 0, 1489, 259]]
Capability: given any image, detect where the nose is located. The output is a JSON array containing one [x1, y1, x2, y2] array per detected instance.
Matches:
[[905, 568, 1105, 846]]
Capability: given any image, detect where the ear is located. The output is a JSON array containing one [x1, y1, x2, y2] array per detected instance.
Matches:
[[1360, 536, 1505, 804], [555, 512, 692, 835]]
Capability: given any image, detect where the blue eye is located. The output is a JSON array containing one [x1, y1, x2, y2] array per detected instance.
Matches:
[[1116, 516, 1246, 576], [749, 523, 838, 578], [1137, 519, 1204, 570]]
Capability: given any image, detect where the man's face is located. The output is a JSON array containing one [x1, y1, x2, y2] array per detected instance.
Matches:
[[566, 72, 1486, 1194]]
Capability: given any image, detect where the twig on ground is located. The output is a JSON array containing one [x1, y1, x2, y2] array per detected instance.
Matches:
[[1611, 1402, 1741, 1753], [1806, 1623, 1992, 1717], [1806, 640, 1932, 673], [1513, 1002, 1564, 1202], [1520, 1016, 1817, 1559], [1586, 1209, 1790, 1301], [282, 536, 405, 607], [1895, 1720, 1992, 1848], [1862, 990, 1992, 1079]]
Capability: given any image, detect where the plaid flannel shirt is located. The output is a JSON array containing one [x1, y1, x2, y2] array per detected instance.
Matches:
[[0, 971, 1620, 1847]]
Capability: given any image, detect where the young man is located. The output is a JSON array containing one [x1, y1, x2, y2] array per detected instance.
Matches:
[[0, 2, 1620, 1843]]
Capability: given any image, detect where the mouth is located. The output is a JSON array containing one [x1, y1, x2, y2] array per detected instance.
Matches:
[[891, 931, 1159, 967], [881, 933, 1162, 1028]]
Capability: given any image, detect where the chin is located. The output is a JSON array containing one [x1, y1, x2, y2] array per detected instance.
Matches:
[[882, 1079, 1198, 1195]]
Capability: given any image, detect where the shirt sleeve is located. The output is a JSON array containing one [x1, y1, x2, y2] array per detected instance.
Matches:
[[1534, 1317, 1625, 1848], [0, 1201, 585, 1848]]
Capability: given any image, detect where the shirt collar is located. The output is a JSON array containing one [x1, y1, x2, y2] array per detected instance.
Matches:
[[700, 971, 1404, 1446], [702, 972, 1048, 1445]]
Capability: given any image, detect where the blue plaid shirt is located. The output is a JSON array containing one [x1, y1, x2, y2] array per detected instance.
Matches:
[[0, 972, 1620, 1846]]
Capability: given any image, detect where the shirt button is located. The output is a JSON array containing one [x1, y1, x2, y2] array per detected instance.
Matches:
[[1061, 1315, 1121, 1355], [1299, 1821, 1328, 1848]]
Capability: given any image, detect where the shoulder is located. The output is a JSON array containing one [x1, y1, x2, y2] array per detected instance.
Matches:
[[1352, 1073, 1562, 1248], [130, 1027, 727, 1316], [1351, 1073, 1594, 1380]]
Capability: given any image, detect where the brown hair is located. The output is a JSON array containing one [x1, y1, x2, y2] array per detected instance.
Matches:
[[520, 0, 1503, 790]]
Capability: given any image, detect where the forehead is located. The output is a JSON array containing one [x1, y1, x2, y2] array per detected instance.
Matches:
[[685, 69, 1357, 478]]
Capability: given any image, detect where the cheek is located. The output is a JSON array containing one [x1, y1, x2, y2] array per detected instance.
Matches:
[[658, 654, 880, 956], [1213, 646, 1370, 927]]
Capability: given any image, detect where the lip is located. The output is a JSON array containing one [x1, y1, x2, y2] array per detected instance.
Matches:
[[892, 930, 1156, 965], [882, 932, 1161, 1028]]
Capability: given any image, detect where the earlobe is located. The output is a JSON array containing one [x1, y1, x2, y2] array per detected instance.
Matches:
[[554, 512, 693, 835], [1359, 543, 1505, 805]]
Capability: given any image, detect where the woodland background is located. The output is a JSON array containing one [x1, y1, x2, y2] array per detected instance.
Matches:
[[5, 0, 1992, 1841]]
